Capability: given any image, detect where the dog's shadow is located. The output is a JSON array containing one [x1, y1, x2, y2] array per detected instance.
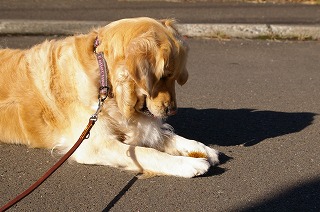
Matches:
[[167, 108, 316, 147]]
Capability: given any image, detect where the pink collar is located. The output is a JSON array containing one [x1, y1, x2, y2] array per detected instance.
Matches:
[[93, 37, 110, 101]]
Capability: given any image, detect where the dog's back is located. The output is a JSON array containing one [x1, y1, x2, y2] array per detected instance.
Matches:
[[0, 40, 83, 148], [0, 48, 31, 145]]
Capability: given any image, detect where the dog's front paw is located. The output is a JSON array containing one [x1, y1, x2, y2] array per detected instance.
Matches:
[[203, 146, 220, 166], [174, 157, 210, 178], [187, 148, 219, 166], [172, 136, 220, 166], [183, 142, 220, 166]]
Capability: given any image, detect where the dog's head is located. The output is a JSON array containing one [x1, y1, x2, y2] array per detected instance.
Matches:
[[98, 17, 188, 119]]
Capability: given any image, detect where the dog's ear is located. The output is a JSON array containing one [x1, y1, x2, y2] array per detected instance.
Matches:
[[160, 19, 189, 86], [125, 31, 161, 96]]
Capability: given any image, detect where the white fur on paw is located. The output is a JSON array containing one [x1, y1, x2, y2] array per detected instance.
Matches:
[[180, 141, 220, 166], [174, 157, 210, 178], [204, 146, 220, 166]]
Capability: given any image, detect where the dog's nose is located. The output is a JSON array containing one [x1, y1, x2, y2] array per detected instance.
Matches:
[[166, 106, 177, 116]]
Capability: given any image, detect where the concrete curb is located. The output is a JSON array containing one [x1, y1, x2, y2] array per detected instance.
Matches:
[[1, 20, 319, 40], [178, 24, 320, 40]]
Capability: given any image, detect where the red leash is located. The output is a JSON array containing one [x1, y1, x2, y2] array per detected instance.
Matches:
[[0, 119, 96, 211]]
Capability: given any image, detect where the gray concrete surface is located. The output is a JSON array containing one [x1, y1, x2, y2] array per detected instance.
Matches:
[[0, 0, 320, 39], [1, 36, 319, 211], [1, 0, 319, 24]]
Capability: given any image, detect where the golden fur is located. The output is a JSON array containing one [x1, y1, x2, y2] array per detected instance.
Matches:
[[0, 17, 219, 178]]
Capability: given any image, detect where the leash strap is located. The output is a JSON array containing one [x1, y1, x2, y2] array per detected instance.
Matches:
[[0, 119, 96, 212]]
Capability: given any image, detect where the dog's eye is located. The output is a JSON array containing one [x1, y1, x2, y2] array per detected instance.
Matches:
[[161, 73, 173, 81]]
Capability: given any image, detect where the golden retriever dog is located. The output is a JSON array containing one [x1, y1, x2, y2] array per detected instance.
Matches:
[[0, 17, 219, 178]]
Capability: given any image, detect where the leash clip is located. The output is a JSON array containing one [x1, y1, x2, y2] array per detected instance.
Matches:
[[90, 97, 105, 122]]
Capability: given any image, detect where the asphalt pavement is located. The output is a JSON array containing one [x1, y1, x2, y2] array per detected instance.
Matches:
[[1, 0, 320, 211], [0, 0, 320, 39]]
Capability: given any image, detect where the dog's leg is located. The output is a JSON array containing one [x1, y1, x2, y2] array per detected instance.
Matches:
[[71, 139, 210, 178], [164, 135, 220, 166]]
